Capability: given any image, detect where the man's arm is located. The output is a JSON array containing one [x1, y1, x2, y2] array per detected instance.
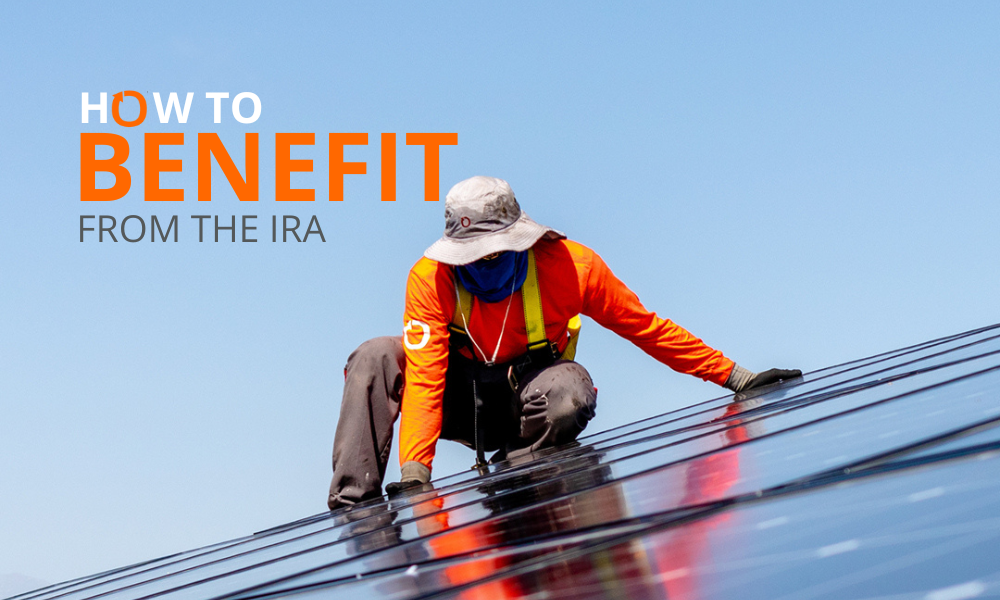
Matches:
[[397, 260, 454, 485], [578, 245, 800, 389], [579, 247, 736, 385]]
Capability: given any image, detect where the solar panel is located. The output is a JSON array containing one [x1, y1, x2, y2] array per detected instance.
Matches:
[[10, 324, 1000, 600]]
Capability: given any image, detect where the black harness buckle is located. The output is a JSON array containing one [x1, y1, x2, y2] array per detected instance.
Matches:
[[506, 341, 559, 392]]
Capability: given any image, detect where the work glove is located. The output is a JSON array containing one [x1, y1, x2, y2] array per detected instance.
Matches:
[[745, 368, 802, 391], [385, 480, 423, 497], [385, 461, 431, 497], [725, 364, 802, 392]]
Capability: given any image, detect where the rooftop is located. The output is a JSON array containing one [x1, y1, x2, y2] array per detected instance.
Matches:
[[10, 324, 1000, 600]]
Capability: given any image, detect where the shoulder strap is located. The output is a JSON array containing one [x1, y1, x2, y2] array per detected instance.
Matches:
[[450, 249, 559, 353], [451, 280, 473, 333], [522, 249, 548, 351]]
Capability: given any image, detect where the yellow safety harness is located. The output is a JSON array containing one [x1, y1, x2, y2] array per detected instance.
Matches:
[[449, 249, 582, 361]]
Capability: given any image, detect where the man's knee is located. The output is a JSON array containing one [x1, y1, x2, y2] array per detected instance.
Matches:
[[338, 336, 407, 429], [520, 361, 597, 444], [345, 336, 405, 377]]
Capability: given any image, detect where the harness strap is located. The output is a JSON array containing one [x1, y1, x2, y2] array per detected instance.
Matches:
[[522, 249, 548, 351], [563, 314, 582, 361], [451, 282, 473, 335], [450, 248, 581, 361]]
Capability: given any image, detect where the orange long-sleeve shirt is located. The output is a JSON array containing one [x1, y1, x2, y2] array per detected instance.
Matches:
[[400, 238, 735, 470]]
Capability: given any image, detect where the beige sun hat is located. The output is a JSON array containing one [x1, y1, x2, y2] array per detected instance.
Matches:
[[423, 176, 565, 266]]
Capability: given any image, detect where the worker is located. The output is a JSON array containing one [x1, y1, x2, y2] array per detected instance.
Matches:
[[327, 175, 800, 510]]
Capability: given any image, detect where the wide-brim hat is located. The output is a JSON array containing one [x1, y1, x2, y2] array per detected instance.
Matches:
[[424, 176, 565, 266]]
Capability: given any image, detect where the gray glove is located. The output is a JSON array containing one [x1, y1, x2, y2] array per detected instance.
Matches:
[[385, 480, 422, 497], [385, 461, 431, 497], [725, 365, 802, 392]]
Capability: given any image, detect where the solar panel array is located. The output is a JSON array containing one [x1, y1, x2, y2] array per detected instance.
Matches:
[[10, 324, 1000, 600]]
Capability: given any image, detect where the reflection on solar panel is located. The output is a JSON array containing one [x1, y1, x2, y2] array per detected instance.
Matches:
[[11, 324, 1000, 600]]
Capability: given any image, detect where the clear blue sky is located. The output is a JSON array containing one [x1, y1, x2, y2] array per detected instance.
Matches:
[[1, 0, 997, 586]]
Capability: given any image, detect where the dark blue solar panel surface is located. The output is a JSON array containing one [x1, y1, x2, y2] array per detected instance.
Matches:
[[9, 324, 1000, 600]]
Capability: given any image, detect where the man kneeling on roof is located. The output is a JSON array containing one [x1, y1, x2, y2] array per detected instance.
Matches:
[[327, 175, 801, 510]]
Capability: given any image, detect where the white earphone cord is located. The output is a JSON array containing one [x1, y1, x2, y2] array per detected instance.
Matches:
[[455, 274, 518, 366]]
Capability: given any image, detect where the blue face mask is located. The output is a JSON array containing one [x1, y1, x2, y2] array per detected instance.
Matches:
[[455, 251, 529, 303]]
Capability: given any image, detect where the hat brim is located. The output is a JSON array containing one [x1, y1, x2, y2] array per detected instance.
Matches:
[[424, 212, 566, 265]]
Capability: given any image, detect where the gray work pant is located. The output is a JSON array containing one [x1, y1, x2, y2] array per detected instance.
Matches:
[[328, 336, 597, 509]]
